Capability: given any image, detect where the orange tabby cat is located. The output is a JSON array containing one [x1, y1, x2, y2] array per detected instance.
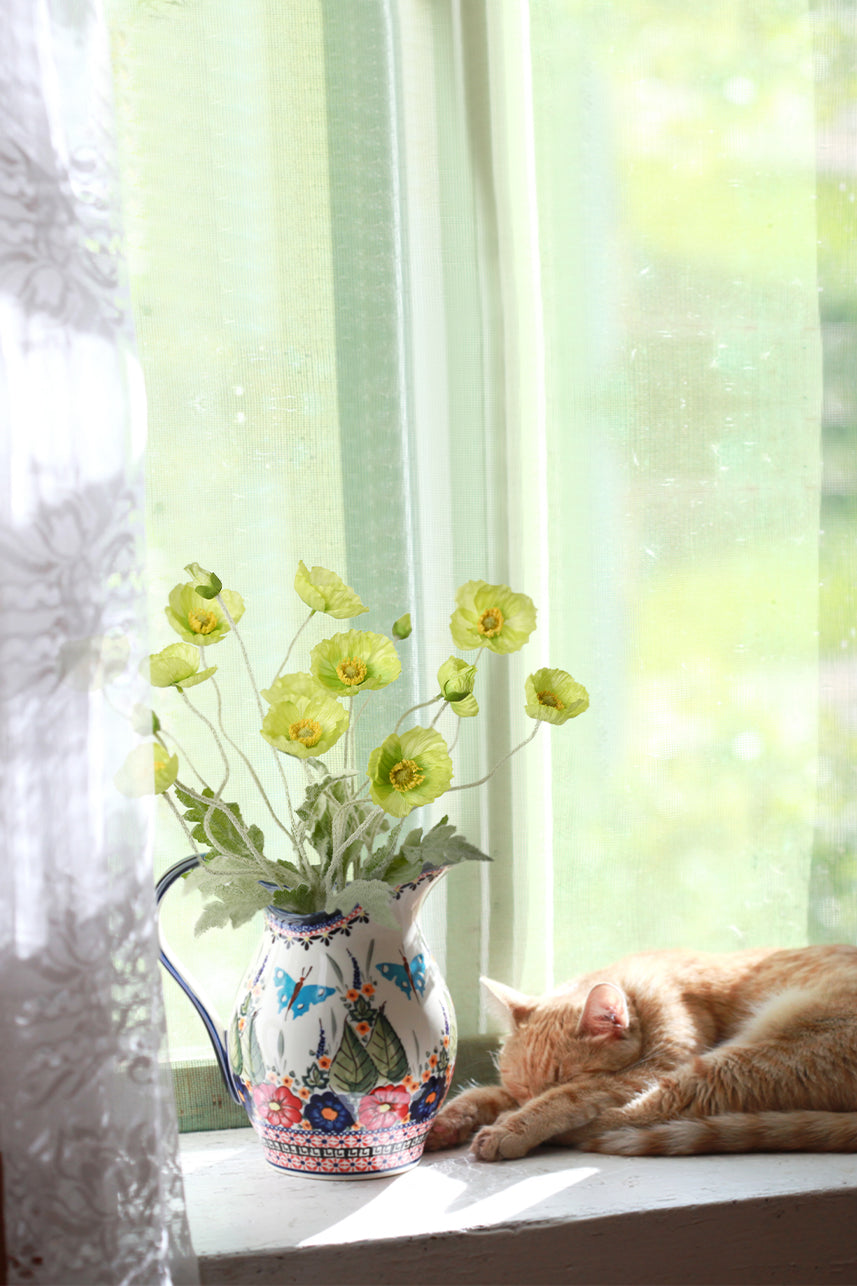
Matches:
[[426, 945, 857, 1158]]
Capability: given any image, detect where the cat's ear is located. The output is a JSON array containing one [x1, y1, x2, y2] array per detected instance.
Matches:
[[578, 982, 630, 1040], [480, 976, 536, 1028]]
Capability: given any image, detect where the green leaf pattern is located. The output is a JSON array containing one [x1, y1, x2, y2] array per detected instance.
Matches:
[[364, 1010, 409, 1083], [328, 1022, 378, 1095]]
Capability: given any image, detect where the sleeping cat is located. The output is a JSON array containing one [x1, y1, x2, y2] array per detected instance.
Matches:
[[425, 945, 857, 1158]]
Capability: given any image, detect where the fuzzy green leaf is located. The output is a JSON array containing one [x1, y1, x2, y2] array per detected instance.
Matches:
[[186, 868, 272, 935], [324, 879, 399, 929], [402, 815, 492, 868], [270, 884, 318, 916], [174, 786, 265, 863]]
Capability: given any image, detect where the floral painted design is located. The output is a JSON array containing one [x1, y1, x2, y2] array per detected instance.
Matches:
[[304, 1091, 355, 1133], [410, 1075, 445, 1122], [231, 905, 457, 1176], [252, 1083, 303, 1127], [358, 1084, 411, 1130]]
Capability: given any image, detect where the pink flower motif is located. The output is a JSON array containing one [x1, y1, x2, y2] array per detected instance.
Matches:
[[252, 1082, 302, 1127], [357, 1084, 410, 1130]]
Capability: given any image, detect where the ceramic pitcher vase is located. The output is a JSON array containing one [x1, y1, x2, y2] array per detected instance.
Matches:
[[157, 858, 456, 1178]]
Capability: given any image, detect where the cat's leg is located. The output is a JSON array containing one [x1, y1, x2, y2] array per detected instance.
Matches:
[[424, 1084, 518, 1152], [470, 1051, 701, 1160], [470, 1075, 641, 1161]]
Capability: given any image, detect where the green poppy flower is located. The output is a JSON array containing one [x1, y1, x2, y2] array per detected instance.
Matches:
[[145, 642, 217, 690], [260, 671, 325, 706], [367, 726, 453, 817], [437, 656, 479, 717], [310, 630, 401, 697], [261, 690, 350, 759], [392, 612, 412, 640], [294, 561, 368, 619], [184, 562, 222, 599], [131, 704, 160, 736], [114, 742, 179, 796], [165, 581, 245, 646], [449, 580, 536, 654], [524, 668, 590, 725]]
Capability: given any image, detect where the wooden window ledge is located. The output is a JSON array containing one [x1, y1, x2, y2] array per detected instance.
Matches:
[[181, 1127, 857, 1285]]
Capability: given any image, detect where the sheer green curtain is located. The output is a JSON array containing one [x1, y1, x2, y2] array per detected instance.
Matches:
[[108, 0, 855, 1104]]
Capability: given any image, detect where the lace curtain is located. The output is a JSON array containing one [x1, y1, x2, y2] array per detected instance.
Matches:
[[0, 2, 196, 1282]]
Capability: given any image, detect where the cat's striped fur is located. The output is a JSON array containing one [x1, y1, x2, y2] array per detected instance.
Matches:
[[425, 945, 857, 1159]]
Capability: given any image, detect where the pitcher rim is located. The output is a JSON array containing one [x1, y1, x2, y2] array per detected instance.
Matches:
[[263, 864, 448, 937]]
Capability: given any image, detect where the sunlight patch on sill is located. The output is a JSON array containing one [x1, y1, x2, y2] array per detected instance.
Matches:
[[299, 1161, 599, 1246]]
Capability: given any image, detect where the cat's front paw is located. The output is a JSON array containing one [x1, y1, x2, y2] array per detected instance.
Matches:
[[424, 1103, 478, 1152], [471, 1121, 533, 1162]]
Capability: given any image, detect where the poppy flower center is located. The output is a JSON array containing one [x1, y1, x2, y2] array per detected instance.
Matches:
[[337, 656, 368, 685], [188, 608, 218, 635], [537, 689, 565, 710], [389, 758, 424, 793], [321, 1106, 339, 1121], [289, 717, 323, 747], [477, 607, 504, 637]]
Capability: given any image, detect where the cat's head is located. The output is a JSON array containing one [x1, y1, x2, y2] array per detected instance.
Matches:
[[482, 976, 643, 1103]]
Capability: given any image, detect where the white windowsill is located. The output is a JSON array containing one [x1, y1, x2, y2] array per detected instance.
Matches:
[[182, 1127, 857, 1285]]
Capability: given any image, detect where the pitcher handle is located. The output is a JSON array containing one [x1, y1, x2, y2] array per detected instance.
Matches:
[[155, 854, 246, 1108]]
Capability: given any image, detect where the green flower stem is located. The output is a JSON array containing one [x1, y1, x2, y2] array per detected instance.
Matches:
[[340, 693, 369, 776], [209, 678, 293, 839], [343, 700, 355, 775], [431, 700, 449, 728], [393, 694, 442, 734], [445, 722, 542, 794], [178, 688, 231, 795], [216, 594, 265, 723], [163, 789, 200, 852], [327, 799, 386, 894], [348, 692, 372, 740], [447, 719, 462, 755], [217, 594, 311, 872], [273, 609, 316, 681]]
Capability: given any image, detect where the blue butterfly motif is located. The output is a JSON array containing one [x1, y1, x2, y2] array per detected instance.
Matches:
[[274, 967, 335, 1017], [377, 953, 427, 998]]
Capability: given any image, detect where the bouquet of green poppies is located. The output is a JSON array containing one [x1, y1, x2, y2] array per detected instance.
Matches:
[[118, 562, 589, 931]]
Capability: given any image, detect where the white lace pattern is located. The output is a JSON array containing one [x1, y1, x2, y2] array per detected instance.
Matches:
[[0, 2, 197, 1282]]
